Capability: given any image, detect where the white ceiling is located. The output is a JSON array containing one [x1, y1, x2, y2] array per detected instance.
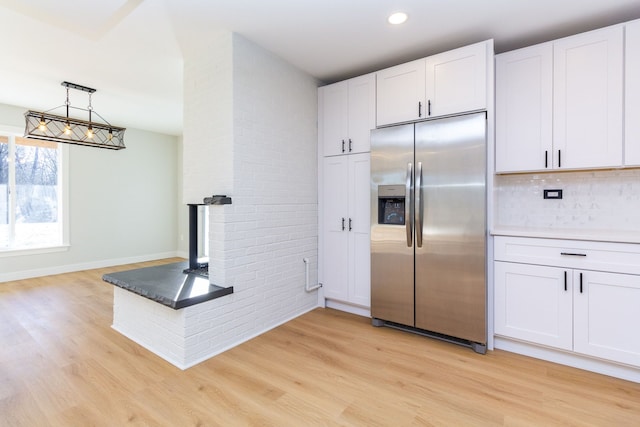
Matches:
[[1, 0, 639, 136]]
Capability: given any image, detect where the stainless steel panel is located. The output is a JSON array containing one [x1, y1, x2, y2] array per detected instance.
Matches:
[[370, 123, 415, 326], [414, 112, 486, 343]]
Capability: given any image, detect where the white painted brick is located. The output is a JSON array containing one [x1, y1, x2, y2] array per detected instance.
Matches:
[[114, 31, 320, 369]]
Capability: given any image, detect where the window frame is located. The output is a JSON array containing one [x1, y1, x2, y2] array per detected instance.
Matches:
[[0, 125, 69, 257]]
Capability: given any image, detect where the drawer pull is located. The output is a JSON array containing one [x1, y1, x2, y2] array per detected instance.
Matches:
[[560, 252, 586, 257]]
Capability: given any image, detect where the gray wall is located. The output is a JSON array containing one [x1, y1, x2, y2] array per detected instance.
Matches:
[[0, 102, 183, 281]]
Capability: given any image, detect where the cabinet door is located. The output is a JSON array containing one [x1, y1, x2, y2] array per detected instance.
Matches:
[[348, 153, 371, 307], [625, 20, 640, 166], [376, 59, 426, 126], [425, 41, 488, 118], [320, 81, 348, 157], [347, 74, 376, 154], [553, 25, 623, 169], [322, 156, 349, 300], [495, 43, 553, 172], [494, 262, 573, 350], [574, 270, 640, 368]]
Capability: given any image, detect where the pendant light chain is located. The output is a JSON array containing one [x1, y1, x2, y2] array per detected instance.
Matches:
[[64, 87, 72, 135], [87, 92, 94, 138]]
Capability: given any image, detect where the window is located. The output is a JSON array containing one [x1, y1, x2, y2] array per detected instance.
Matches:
[[0, 134, 67, 252]]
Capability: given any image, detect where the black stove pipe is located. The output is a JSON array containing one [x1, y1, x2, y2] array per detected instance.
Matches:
[[188, 204, 199, 270]]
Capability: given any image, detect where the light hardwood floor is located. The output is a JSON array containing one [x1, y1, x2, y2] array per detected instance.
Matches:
[[1, 259, 639, 426]]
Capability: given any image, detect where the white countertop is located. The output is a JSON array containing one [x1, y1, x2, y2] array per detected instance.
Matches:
[[490, 227, 640, 245]]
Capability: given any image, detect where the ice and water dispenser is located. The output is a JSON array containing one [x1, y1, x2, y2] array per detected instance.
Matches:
[[377, 185, 405, 225]]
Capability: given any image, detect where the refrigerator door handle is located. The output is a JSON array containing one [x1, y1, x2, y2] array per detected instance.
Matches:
[[406, 162, 413, 247], [416, 161, 423, 248]]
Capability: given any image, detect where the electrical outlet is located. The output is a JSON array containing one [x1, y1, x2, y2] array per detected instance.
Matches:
[[543, 189, 563, 199]]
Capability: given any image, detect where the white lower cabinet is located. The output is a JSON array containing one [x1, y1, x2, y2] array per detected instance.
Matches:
[[574, 270, 640, 367], [494, 262, 572, 350], [321, 153, 370, 308], [494, 236, 640, 371]]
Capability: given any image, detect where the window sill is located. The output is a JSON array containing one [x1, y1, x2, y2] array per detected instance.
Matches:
[[0, 244, 70, 258]]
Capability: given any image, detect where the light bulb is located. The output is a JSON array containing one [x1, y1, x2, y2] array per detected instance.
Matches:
[[64, 122, 71, 135], [87, 127, 94, 138], [108, 129, 113, 141], [38, 117, 47, 132], [388, 12, 408, 25]]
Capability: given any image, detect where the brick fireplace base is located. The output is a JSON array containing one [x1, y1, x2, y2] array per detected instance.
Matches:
[[112, 286, 235, 369]]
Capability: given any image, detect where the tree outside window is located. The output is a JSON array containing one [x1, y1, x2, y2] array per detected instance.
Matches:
[[0, 135, 62, 250]]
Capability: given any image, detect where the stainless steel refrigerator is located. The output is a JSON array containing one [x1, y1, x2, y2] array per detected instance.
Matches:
[[370, 112, 487, 353]]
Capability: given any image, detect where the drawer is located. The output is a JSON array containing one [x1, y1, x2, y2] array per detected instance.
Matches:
[[494, 236, 640, 275]]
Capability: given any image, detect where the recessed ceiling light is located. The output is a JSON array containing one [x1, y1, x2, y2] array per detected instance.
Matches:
[[388, 12, 408, 25]]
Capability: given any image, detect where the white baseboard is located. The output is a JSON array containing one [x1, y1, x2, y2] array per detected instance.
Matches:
[[0, 251, 181, 283], [494, 336, 640, 384], [325, 299, 371, 318]]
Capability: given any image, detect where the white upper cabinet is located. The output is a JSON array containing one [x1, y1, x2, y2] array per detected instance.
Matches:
[[425, 41, 488, 118], [376, 59, 426, 127], [495, 42, 553, 172], [347, 74, 377, 154], [376, 40, 491, 127], [320, 73, 376, 156], [553, 25, 623, 169], [625, 19, 640, 166], [496, 25, 624, 173], [320, 81, 348, 156]]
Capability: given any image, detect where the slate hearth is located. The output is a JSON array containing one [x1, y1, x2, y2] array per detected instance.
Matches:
[[102, 261, 233, 309]]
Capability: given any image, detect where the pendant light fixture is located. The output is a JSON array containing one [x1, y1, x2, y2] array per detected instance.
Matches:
[[24, 81, 126, 150]]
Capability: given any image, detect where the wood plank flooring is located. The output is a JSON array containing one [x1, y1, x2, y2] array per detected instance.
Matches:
[[1, 258, 639, 426]]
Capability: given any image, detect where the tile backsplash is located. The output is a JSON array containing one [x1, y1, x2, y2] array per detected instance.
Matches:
[[494, 169, 640, 232]]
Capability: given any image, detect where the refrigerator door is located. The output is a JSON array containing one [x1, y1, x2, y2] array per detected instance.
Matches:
[[370, 123, 415, 326], [414, 112, 486, 343]]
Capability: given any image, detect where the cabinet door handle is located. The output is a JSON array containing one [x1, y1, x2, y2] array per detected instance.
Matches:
[[348, 138, 352, 152], [545, 151, 548, 168], [341, 217, 345, 231], [558, 149, 562, 168], [348, 218, 352, 231], [579, 272, 583, 293], [561, 252, 586, 257], [418, 102, 422, 118], [341, 139, 345, 153], [564, 271, 567, 291], [428, 100, 432, 116]]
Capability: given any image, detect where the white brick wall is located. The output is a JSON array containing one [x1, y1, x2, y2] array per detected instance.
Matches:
[[112, 287, 186, 366], [178, 31, 320, 367], [116, 31, 320, 369], [182, 29, 235, 204]]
